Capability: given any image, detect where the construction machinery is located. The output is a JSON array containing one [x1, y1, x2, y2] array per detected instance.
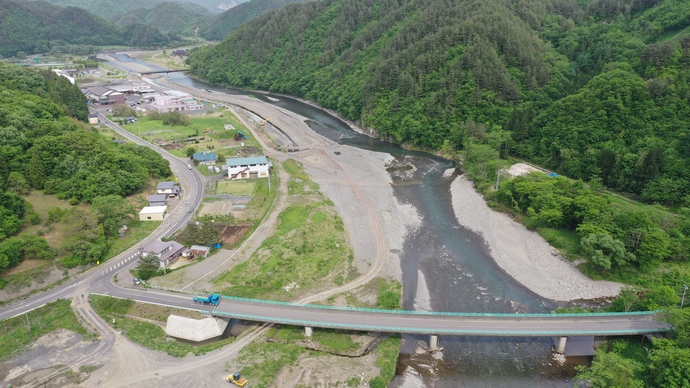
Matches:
[[258, 118, 272, 126], [234, 130, 247, 141], [227, 372, 248, 386]]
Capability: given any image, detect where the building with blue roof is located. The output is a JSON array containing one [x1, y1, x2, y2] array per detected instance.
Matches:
[[193, 151, 217, 165]]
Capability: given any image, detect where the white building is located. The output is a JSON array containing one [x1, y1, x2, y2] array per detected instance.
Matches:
[[149, 90, 203, 113], [139, 206, 167, 221], [226, 156, 271, 180]]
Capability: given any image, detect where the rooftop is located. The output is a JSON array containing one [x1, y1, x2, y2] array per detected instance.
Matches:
[[226, 156, 270, 167], [139, 206, 167, 215]]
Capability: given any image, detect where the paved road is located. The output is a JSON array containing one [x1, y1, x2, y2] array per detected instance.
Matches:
[[0, 112, 205, 322], [94, 282, 669, 337]]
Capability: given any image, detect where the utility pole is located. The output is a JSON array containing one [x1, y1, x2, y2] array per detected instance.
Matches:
[[495, 169, 501, 191], [682, 285, 688, 309], [25, 312, 31, 331]]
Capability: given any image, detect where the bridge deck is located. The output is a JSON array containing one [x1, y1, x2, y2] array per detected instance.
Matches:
[[211, 296, 669, 337]]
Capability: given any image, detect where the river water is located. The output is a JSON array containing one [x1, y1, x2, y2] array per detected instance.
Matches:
[[104, 54, 577, 386]]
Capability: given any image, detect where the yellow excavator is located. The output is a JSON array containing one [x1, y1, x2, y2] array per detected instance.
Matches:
[[227, 372, 248, 386], [258, 118, 272, 126]]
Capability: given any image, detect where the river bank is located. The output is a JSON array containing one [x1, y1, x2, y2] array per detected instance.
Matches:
[[449, 175, 623, 302]]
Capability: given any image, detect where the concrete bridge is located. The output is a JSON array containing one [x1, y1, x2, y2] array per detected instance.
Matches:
[[205, 295, 669, 353]]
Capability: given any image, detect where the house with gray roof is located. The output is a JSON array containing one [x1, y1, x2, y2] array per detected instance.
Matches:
[[156, 181, 180, 198], [141, 240, 185, 268]]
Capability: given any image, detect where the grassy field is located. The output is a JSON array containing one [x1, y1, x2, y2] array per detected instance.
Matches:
[[0, 299, 88, 360], [117, 114, 260, 159], [213, 160, 353, 300], [90, 295, 235, 357], [234, 341, 306, 388], [104, 220, 161, 258], [216, 180, 256, 196]]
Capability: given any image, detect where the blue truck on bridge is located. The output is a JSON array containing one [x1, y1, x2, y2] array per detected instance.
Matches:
[[193, 293, 221, 306]]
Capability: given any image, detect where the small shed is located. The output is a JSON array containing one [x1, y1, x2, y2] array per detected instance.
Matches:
[[139, 206, 167, 221], [148, 194, 168, 207], [190, 245, 211, 258], [88, 113, 99, 124]]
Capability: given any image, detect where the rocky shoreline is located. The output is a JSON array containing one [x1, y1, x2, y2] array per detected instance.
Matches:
[[449, 175, 623, 302]]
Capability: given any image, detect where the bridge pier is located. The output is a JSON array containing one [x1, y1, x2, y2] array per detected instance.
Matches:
[[553, 336, 568, 354], [428, 335, 443, 353], [304, 326, 313, 337]]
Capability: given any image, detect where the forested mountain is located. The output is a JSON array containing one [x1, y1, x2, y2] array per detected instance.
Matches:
[[201, 0, 312, 40], [111, 2, 213, 36], [0, 63, 172, 272], [188, 0, 690, 205], [33, 0, 250, 16], [0, 0, 180, 58]]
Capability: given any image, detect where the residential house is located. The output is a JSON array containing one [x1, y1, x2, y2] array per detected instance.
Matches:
[[193, 151, 217, 166], [156, 182, 180, 198], [88, 114, 99, 124], [149, 90, 203, 113], [141, 240, 186, 268], [148, 194, 168, 207], [139, 206, 167, 221], [172, 49, 188, 56], [226, 156, 271, 180]]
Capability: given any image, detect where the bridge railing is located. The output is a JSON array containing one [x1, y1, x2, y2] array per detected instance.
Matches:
[[219, 295, 658, 318], [211, 310, 669, 336]]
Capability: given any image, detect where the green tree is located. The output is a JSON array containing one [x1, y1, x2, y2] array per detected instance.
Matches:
[[575, 350, 644, 388], [642, 285, 679, 310], [91, 195, 136, 237], [136, 254, 160, 281], [184, 147, 197, 158], [648, 344, 690, 388], [7, 172, 29, 195], [0, 207, 22, 241], [28, 148, 46, 190], [581, 233, 635, 270], [609, 287, 643, 312]]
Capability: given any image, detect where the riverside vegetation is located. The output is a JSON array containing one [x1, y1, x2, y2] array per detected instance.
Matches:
[[184, 0, 690, 384]]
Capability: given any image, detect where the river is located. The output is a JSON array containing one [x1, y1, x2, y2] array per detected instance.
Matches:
[[103, 53, 578, 387]]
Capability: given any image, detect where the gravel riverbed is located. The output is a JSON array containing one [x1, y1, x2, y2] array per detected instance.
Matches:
[[450, 175, 623, 302]]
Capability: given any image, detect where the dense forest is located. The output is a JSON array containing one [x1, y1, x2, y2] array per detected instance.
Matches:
[[201, 0, 312, 40], [0, 0, 182, 58], [111, 2, 213, 36], [0, 63, 171, 274], [188, 0, 690, 205], [33, 0, 249, 16]]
